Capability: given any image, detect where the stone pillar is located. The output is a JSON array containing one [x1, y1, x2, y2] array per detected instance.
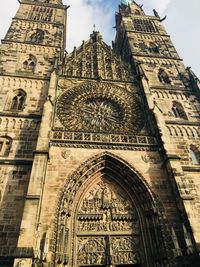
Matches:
[[13, 71, 58, 266]]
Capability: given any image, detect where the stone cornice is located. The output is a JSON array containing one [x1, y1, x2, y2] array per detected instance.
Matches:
[[0, 112, 41, 120], [0, 159, 33, 165]]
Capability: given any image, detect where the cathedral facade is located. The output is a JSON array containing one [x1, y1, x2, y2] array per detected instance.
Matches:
[[0, 0, 200, 266]]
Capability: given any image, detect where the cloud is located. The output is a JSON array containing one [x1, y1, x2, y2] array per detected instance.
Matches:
[[65, 0, 116, 52], [0, 0, 199, 77], [149, 0, 172, 14], [0, 0, 19, 40]]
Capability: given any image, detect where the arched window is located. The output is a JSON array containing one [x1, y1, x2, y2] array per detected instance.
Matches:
[[149, 42, 159, 53], [188, 145, 200, 165], [22, 54, 36, 72], [10, 89, 26, 112], [172, 101, 187, 120], [0, 136, 12, 157], [28, 29, 44, 44], [158, 68, 171, 84], [171, 101, 186, 119]]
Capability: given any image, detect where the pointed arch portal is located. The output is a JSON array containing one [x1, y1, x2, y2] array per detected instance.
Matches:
[[53, 153, 169, 267]]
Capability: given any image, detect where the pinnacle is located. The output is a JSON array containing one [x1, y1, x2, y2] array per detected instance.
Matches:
[[121, 0, 131, 5]]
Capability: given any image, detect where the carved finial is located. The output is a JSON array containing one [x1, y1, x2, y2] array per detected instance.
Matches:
[[93, 24, 96, 32]]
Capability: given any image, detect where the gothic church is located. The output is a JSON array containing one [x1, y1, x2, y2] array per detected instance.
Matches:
[[0, 0, 200, 266]]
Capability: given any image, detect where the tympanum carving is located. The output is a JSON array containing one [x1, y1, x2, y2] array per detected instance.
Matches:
[[75, 179, 140, 266]]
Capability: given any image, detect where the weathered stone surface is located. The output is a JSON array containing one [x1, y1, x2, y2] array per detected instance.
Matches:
[[0, 1, 200, 267]]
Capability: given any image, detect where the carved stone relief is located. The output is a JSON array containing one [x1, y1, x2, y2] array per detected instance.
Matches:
[[75, 179, 140, 266], [141, 155, 161, 164], [110, 236, 140, 265], [61, 149, 71, 159], [14, 259, 32, 267], [77, 237, 106, 266], [52, 153, 169, 267], [77, 181, 139, 233]]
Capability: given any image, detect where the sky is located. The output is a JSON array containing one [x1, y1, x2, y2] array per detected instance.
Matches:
[[0, 0, 199, 77]]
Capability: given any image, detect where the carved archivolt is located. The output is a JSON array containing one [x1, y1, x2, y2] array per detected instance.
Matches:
[[56, 81, 145, 134], [50, 152, 170, 267]]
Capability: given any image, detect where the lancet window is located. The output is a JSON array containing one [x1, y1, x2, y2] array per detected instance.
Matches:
[[158, 69, 171, 84], [22, 54, 36, 72], [149, 42, 159, 53], [28, 29, 44, 44], [133, 19, 157, 33], [29, 6, 53, 22], [9, 89, 26, 112], [172, 101, 187, 120]]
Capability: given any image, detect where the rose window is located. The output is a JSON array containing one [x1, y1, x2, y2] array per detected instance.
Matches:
[[56, 81, 144, 134], [80, 98, 121, 131]]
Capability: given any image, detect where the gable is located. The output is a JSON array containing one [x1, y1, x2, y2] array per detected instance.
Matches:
[[62, 32, 134, 82]]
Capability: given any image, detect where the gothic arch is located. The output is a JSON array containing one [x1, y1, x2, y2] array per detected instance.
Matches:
[[51, 152, 170, 267], [148, 42, 159, 54], [172, 101, 188, 120], [5, 89, 27, 112], [27, 29, 44, 44], [21, 54, 37, 72], [158, 68, 171, 84]]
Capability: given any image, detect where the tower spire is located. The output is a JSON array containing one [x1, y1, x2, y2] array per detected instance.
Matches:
[[120, 0, 145, 15], [121, 0, 131, 5]]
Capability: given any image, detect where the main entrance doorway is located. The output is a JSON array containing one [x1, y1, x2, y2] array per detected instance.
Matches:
[[74, 177, 143, 267]]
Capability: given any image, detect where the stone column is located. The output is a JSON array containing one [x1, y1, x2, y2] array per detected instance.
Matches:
[[13, 71, 58, 266]]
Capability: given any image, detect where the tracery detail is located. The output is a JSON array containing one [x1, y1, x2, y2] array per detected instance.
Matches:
[[29, 6, 53, 22], [63, 31, 133, 81], [56, 81, 145, 134], [133, 18, 157, 33], [80, 98, 121, 131], [77, 181, 138, 233], [28, 29, 44, 44]]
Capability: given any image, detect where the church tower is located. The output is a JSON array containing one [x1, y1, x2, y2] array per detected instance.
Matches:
[[0, 0, 66, 266], [0, 0, 200, 267], [115, 1, 200, 266]]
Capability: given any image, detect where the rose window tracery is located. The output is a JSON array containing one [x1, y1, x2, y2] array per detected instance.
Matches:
[[56, 81, 145, 134], [80, 98, 122, 131]]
